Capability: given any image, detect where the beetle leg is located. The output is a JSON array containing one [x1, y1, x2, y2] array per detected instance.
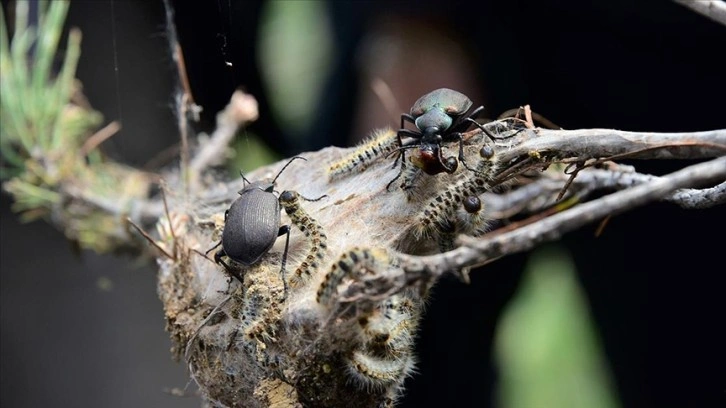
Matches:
[[450, 104, 495, 144], [277, 225, 291, 300], [396, 129, 421, 139], [386, 134, 418, 191], [435, 141, 460, 174], [205, 239, 222, 255], [214, 248, 243, 283], [400, 113, 416, 129], [393, 126, 421, 185], [464, 117, 499, 142], [385, 165, 405, 192], [466, 105, 485, 121], [484, 119, 525, 140], [387, 152, 416, 191], [449, 105, 485, 134], [386, 144, 405, 191], [213, 247, 225, 264], [393, 132, 405, 171], [452, 133, 478, 173], [399, 164, 422, 197], [466, 116, 524, 142], [394, 129, 423, 167]]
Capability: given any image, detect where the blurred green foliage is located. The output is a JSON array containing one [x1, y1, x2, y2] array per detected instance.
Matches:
[[229, 130, 281, 174], [1, 1, 153, 252], [231, 1, 332, 172], [495, 246, 621, 408], [0, 1, 101, 180], [258, 0, 332, 136], [1, 1, 101, 219]]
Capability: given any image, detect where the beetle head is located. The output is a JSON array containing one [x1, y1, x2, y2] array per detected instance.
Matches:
[[421, 127, 442, 144]]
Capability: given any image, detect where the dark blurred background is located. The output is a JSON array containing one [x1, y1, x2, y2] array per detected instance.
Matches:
[[1, 1, 725, 407]]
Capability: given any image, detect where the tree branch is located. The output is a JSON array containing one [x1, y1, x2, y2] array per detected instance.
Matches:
[[674, 0, 726, 26], [188, 90, 259, 180], [394, 156, 726, 284], [497, 128, 726, 164], [484, 164, 726, 217]]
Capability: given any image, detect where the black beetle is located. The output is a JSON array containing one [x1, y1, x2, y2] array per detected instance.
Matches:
[[207, 156, 324, 290], [396, 88, 487, 175]]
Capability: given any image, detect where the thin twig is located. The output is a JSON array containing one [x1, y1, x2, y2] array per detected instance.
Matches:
[[127, 217, 174, 260], [188, 90, 259, 178], [80, 121, 121, 156], [674, 0, 726, 26], [670, 180, 726, 209]]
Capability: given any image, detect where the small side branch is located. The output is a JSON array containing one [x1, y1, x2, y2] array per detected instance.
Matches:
[[674, 0, 726, 26], [669, 181, 726, 209], [485, 165, 726, 217], [189, 91, 259, 175]]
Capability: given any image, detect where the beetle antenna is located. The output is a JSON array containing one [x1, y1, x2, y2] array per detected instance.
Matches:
[[386, 144, 420, 158], [239, 170, 252, 187], [272, 156, 307, 184]]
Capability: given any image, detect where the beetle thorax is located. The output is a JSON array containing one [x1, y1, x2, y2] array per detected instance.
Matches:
[[415, 108, 453, 138], [239, 181, 275, 195]]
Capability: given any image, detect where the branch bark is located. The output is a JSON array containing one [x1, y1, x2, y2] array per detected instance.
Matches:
[[496, 128, 726, 164]]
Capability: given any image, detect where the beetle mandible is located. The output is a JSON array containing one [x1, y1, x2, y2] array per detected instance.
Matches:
[[206, 156, 325, 292]]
